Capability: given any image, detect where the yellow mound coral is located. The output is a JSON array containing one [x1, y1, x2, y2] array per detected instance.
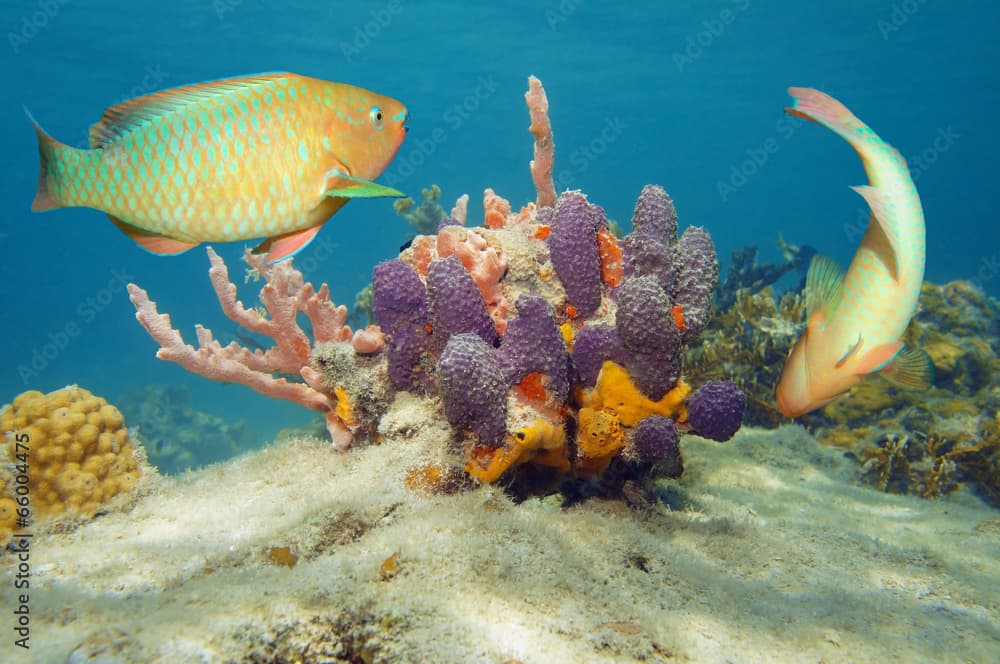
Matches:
[[0, 386, 143, 540]]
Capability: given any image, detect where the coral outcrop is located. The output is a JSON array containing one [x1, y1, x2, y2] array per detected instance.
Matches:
[[0, 386, 145, 540], [361, 77, 743, 495], [125, 76, 746, 499]]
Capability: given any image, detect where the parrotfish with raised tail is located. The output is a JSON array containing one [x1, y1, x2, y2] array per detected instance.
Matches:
[[28, 72, 409, 262], [776, 87, 934, 418]]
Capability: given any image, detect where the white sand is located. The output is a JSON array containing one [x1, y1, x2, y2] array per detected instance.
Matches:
[[4, 393, 999, 663]]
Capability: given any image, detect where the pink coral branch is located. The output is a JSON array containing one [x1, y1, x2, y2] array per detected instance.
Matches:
[[525, 75, 556, 208], [128, 247, 361, 450]]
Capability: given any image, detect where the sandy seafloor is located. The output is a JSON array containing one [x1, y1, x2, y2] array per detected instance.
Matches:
[[5, 393, 999, 663]]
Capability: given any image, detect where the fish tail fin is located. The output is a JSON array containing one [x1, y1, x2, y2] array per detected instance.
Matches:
[[785, 87, 871, 151], [26, 106, 69, 211]]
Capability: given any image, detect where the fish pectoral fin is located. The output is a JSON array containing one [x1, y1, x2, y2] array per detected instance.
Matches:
[[323, 168, 404, 199], [878, 345, 935, 390], [108, 215, 199, 255], [835, 333, 863, 368], [850, 185, 901, 280], [253, 225, 323, 263], [804, 255, 845, 320], [854, 340, 904, 375]]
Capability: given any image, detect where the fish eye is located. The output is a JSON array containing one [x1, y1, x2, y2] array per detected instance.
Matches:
[[369, 106, 383, 127]]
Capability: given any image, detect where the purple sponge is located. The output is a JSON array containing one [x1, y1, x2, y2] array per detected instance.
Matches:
[[631, 184, 678, 243], [622, 185, 678, 292], [672, 226, 718, 342], [438, 333, 508, 448], [571, 324, 625, 387], [632, 415, 683, 478], [372, 260, 433, 392], [426, 256, 498, 350], [615, 275, 681, 399], [372, 259, 428, 333], [496, 296, 570, 401], [686, 381, 745, 442], [547, 191, 603, 318]]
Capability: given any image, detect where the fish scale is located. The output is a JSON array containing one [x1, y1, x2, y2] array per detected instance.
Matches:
[[29, 72, 409, 262]]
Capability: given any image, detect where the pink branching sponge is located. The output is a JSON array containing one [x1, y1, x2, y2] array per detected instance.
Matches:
[[127, 247, 377, 451]]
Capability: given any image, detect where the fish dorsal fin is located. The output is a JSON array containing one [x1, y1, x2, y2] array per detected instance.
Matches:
[[88, 72, 292, 149], [850, 184, 900, 280], [804, 254, 845, 322]]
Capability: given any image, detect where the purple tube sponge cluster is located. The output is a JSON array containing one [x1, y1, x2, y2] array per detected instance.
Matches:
[[686, 381, 746, 442], [439, 334, 508, 448], [497, 296, 570, 402], [547, 192, 604, 319], [367, 178, 741, 487], [619, 184, 719, 343], [372, 259, 433, 393]]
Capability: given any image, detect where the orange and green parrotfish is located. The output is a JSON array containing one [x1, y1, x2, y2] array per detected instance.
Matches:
[[28, 72, 409, 263], [776, 87, 933, 418]]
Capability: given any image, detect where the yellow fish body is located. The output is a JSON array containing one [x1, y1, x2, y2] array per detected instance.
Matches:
[[776, 87, 933, 418], [29, 72, 409, 262]]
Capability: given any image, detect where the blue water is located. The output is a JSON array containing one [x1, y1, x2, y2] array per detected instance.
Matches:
[[2, 0, 996, 451]]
